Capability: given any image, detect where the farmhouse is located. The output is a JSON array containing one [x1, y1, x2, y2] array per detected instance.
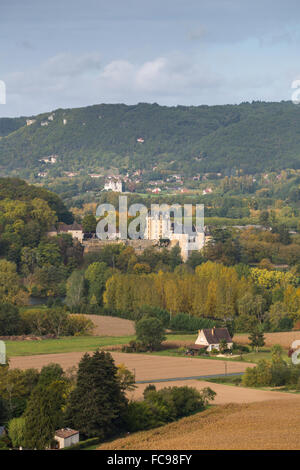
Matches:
[[54, 428, 79, 449], [194, 327, 233, 352]]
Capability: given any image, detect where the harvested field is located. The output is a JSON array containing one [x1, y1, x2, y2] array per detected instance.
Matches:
[[83, 315, 135, 336], [98, 398, 300, 450], [234, 331, 300, 349], [129, 379, 300, 404], [10, 351, 254, 379]]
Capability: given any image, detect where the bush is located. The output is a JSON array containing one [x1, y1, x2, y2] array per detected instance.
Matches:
[[20, 308, 94, 337], [124, 386, 216, 433], [242, 360, 272, 387]]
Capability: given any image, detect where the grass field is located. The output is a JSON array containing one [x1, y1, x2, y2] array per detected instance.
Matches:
[[5, 334, 196, 357], [97, 398, 300, 450], [6, 335, 135, 357]]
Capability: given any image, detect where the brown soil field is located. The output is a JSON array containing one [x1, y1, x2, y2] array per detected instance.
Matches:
[[10, 352, 255, 381], [98, 398, 300, 450], [234, 331, 300, 349], [10, 351, 254, 379], [83, 315, 135, 336], [128, 379, 300, 404]]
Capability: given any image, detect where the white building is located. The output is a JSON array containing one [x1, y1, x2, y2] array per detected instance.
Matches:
[[39, 154, 58, 164], [195, 328, 233, 352], [54, 428, 79, 449], [144, 213, 205, 261], [104, 179, 125, 192]]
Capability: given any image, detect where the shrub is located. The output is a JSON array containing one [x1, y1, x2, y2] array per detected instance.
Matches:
[[242, 360, 272, 387], [124, 386, 216, 433]]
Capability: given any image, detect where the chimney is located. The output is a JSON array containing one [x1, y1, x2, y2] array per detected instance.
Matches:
[[211, 326, 215, 336]]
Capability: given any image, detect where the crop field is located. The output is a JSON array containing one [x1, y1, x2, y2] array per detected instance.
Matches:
[[98, 398, 300, 450], [234, 331, 300, 349]]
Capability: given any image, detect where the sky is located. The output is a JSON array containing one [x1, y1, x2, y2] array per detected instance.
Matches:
[[1, 0, 300, 117]]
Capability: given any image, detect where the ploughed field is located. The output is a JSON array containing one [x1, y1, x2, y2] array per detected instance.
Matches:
[[98, 398, 300, 450], [10, 351, 253, 380], [85, 315, 135, 336]]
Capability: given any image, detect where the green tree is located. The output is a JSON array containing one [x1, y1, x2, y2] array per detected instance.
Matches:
[[135, 317, 166, 351], [8, 417, 26, 448], [84, 262, 112, 306], [0, 303, 21, 335], [248, 326, 265, 353], [65, 270, 85, 309], [82, 214, 97, 233], [23, 381, 67, 449], [65, 350, 127, 439]]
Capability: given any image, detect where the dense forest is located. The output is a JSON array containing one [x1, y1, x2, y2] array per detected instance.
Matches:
[[1, 101, 300, 175]]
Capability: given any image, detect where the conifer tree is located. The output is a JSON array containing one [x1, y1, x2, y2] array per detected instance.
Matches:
[[65, 350, 127, 439]]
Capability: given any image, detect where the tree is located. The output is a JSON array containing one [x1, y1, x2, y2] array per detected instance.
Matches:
[[84, 262, 112, 306], [8, 417, 26, 448], [65, 270, 85, 309], [38, 363, 64, 387], [0, 303, 21, 335], [116, 363, 136, 392], [219, 339, 228, 354], [0, 260, 28, 305], [23, 381, 67, 449], [135, 317, 166, 351], [65, 350, 127, 439], [82, 214, 97, 233], [248, 326, 265, 353]]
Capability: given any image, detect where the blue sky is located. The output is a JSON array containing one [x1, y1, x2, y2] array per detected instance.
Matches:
[[1, 0, 300, 116]]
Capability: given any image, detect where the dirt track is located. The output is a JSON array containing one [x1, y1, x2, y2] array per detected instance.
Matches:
[[10, 351, 253, 381], [84, 315, 135, 336]]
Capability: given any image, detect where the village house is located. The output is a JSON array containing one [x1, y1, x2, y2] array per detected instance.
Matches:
[[54, 428, 79, 449], [47, 222, 84, 243], [194, 327, 233, 352]]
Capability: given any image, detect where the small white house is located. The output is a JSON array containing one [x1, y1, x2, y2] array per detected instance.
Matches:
[[195, 327, 233, 352], [54, 428, 79, 449]]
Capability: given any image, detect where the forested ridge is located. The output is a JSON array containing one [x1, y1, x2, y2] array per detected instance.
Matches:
[[1, 101, 300, 175]]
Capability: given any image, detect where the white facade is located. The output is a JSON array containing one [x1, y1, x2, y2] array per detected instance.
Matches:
[[144, 214, 205, 261], [54, 430, 79, 449], [104, 179, 124, 192], [195, 329, 233, 352]]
